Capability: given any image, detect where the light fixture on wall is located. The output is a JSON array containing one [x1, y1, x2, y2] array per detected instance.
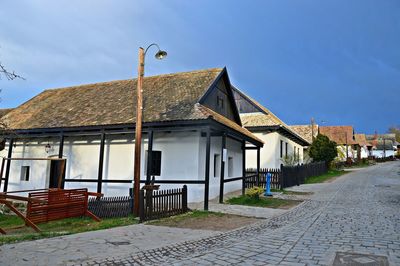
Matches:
[[45, 142, 52, 154]]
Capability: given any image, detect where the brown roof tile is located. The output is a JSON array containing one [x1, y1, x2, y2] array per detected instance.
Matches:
[[354, 134, 370, 146], [289, 125, 318, 144], [197, 105, 264, 144], [319, 126, 357, 145], [3, 69, 223, 130]]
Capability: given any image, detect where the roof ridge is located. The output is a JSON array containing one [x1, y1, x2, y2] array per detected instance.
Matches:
[[43, 68, 224, 92]]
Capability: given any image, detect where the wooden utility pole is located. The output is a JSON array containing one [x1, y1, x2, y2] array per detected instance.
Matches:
[[133, 47, 145, 216], [311, 117, 315, 141]]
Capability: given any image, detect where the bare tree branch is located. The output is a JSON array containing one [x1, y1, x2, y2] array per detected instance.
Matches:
[[0, 62, 25, 80]]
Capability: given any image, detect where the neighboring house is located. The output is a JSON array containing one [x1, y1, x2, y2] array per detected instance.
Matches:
[[354, 134, 372, 159], [319, 126, 358, 161], [0, 68, 263, 205], [232, 87, 309, 169], [289, 124, 319, 145], [366, 134, 397, 158]]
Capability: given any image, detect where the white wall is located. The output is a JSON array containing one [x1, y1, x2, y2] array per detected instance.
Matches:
[[360, 146, 369, 159], [0, 131, 244, 203], [0, 139, 60, 193], [198, 135, 243, 202], [372, 149, 395, 158], [246, 132, 304, 169]]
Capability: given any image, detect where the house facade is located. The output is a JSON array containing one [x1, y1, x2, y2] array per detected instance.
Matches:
[[232, 87, 309, 169], [366, 134, 397, 158], [319, 126, 358, 161], [0, 68, 263, 206], [354, 133, 372, 159]]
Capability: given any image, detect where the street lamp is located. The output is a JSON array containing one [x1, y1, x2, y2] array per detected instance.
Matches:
[[133, 43, 167, 216]]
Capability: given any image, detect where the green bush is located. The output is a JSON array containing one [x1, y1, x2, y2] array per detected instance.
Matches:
[[245, 186, 265, 200], [309, 134, 338, 166]]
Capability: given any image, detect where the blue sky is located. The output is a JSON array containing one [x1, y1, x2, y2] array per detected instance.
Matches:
[[0, 0, 399, 134]]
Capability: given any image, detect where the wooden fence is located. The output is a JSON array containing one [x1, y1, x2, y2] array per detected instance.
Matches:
[[88, 196, 133, 218], [139, 185, 188, 222], [244, 168, 281, 190], [245, 162, 327, 190], [281, 162, 327, 188]]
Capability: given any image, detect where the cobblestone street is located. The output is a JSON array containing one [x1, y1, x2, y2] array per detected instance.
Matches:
[[88, 162, 400, 265], [1, 162, 399, 266]]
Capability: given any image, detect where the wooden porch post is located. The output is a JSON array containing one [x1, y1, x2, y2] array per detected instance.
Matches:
[[242, 140, 246, 195], [58, 134, 65, 189], [146, 130, 154, 185], [204, 128, 211, 210], [219, 133, 226, 204], [97, 132, 106, 194], [3, 139, 14, 192], [58, 134, 64, 159], [256, 146, 260, 186]]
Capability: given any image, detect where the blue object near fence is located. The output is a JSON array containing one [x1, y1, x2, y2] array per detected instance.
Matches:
[[264, 173, 273, 196]]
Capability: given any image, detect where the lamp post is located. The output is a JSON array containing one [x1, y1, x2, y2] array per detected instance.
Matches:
[[133, 43, 167, 216]]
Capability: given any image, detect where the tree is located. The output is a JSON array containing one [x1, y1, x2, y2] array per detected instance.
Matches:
[[388, 126, 400, 142], [309, 134, 337, 165], [0, 61, 24, 80], [280, 152, 300, 166]]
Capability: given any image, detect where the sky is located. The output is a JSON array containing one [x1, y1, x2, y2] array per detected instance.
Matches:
[[0, 0, 399, 134]]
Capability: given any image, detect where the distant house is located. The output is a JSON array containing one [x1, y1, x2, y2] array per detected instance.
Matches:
[[289, 124, 319, 145], [354, 134, 372, 159], [232, 87, 309, 169], [319, 126, 358, 161], [0, 68, 263, 205], [366, 134, 397, 158]]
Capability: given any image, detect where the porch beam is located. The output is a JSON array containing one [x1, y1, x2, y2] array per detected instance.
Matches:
[[58, 134, 65, 188], [58, 134, 64, 158], [97, 132, 106, 194], [3, 139, 14, 192], [242, 140, 246, 195], [204, 128, 211, 210], [256, 146, 260, 186], [219, 133, 226, 203], [146, 130, 154, 185]]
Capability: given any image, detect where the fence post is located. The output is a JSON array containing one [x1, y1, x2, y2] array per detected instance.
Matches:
[[139, 189, 145, 223], [182, 185, 188, 212], [280, 164, 284, 189]]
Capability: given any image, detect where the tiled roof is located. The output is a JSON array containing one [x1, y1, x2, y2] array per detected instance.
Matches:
[[0, 108, 13, 118], [289, 125, 318, 144], [354, 134, 371, 146], [319, 126, 357, 145], [3, 69, 223, 130], [232, 87, 309, 146], [240, 112, 281, 127], [197, 105, 263, 144], [2, 68, 264, 144]]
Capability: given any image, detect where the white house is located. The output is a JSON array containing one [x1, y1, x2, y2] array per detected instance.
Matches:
[[232, 87, 309, 169], [318, 126, 359, 161], [0, 68, 263, 208], [354, 133, 372, 159], [366, 134, 396, 158]]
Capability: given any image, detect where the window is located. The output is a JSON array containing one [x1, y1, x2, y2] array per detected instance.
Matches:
[[145, 150, 162, 176], [228, 157, 234, 177], [20, 166, 30, 181], [294, 146, 296, 159], [285, 142, 288, 157], [214, 154, 220, 177], [280, 140, 283, 158], [217, 96, 224, 109]]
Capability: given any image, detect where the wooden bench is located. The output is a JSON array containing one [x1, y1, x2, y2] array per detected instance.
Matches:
[[0, 188, 102, 234], [27, 188, 102, 224]]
